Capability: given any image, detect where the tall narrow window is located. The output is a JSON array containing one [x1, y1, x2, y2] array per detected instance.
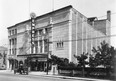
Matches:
[[9, 49, 11, 55], [9, 39, 11, 46], [35, 30, 38, 38], [15, 48, 17, 55], [15, 29, 17, 34], [12, 39, 14, 45], [12, 30, 14, 35], [39, 29, 43, 35], [39, 40, 42, 53], [56, 41, 64, 48], [34, 41, 38, 53], [12, 49, 14, 55], [9, 30, 11, 36], [44, 39, 48, 52], [14, 38, 17, 45]]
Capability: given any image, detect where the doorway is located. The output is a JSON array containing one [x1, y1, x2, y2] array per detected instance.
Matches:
[[37, 62, 45, 71], [30, 60, 45, 71]]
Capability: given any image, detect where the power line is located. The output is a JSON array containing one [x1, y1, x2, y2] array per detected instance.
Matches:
[[97, 12, 116, 18], [5, 13, 116, 47], [29, 0, 31, 18], [4, 33, 116, 55], [4, 33, 116, 46], [5, 23, 116, 46], [5, 25, 116, 46], [52, 0, 54, 11]]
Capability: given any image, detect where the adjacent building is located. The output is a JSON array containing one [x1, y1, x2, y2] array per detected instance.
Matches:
[[0, 46, 7, 69], [7, 5, 111, 71]]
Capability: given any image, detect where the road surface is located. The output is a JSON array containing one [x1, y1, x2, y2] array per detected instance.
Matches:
[[0, 72, 85, 81]]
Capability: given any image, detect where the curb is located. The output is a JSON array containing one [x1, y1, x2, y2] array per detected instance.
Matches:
[[0, 70, 111, 81], [29, 73, 111, 81]]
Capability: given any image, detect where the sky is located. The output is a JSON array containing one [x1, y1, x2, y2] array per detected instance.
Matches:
[[0, 0, 116, 47]]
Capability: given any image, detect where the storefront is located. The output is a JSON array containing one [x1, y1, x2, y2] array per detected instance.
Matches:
[[17, 53, 48, 72]]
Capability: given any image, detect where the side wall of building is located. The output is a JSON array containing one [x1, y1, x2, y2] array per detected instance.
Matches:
[[71, 9, 107, 63], [94, 19, 111, 44], [94, 20, 106, 34], [52, 9, 70, 59]]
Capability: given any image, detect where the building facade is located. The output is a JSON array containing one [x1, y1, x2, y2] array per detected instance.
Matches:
[[0, 46, 7, 69], [7, 5, 111, 70]]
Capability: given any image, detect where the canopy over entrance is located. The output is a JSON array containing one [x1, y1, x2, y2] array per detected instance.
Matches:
[[17, 53, 48, 58], [17, 53, 48, 61]]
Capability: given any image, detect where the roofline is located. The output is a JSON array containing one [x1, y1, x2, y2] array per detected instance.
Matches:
[[7, 19, 30, 29], [7, 5, 72, 29], [94, 19, 107, 22], [36, 5, 72, 19]]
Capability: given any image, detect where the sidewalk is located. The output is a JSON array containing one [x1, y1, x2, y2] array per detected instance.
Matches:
[[29, 71, 111, 81], [0, 70, 111, 81]]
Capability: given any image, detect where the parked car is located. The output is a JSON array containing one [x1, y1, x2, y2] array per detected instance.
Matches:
[[14, 64, 28, 75], [0, 65, 6, 70]]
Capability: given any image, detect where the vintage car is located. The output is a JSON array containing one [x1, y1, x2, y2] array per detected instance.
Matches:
[[14, 65, 28, 75]]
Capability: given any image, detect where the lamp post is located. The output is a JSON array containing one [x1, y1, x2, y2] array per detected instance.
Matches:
[[42, 30, 49, 75], [47, 37, 49, 75]]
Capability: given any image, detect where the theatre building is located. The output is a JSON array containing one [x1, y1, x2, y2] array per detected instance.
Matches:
[[7, 5, 111, 71]]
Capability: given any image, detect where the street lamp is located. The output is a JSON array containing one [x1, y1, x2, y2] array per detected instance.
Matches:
[[47, 37, 49, 75], [41, 29, 49, 75]]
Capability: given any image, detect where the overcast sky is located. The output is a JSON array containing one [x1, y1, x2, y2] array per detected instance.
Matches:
[[0, 0, 116, 47]]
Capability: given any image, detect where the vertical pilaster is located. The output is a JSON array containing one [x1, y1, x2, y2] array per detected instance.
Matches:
[[42, 40, 45, 53], [69, 9, 72, 62], [85, 21, 87, 53], [75, 12, 78, 56], [33, 45, 35, 54], [82, 18, 83, 54], [90, 27, 92, 54], [38, 40, 40, 53], [50, 16, 53, 55], [11, 39, 12, 55]]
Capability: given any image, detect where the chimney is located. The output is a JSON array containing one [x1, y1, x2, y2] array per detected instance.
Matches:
[[107, 10, 111, 22]]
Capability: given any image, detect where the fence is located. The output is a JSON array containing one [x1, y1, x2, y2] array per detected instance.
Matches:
[[58, 66, 114, 79]]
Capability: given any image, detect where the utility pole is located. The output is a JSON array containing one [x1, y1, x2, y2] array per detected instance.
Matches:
[[52, 0, 54, 11], [46, 16, 53, 75], [82, 52, 85, 77], [46, 38, 49, 75]]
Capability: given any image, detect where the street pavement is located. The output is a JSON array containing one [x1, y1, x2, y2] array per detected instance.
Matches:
[[0, 70, 112, 81], [0, 71, 86, 81]]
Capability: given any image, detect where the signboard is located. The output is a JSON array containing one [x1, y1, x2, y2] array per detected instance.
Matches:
[[31, 58, 47, 62]]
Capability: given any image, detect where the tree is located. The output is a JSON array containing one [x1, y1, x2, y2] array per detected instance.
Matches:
[[0, 53, 2, 59], [49, 55, 68, 66], [91, 41, 116, 68], [3, 52, 6, 65], [89, 54, 97, 68], [74, 52, 88, 77], [74, 52, 88, 68]]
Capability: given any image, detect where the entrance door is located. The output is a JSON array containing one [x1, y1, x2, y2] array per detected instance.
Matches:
[[37, 62, 45, 71], [30, 61, 37, 71]]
